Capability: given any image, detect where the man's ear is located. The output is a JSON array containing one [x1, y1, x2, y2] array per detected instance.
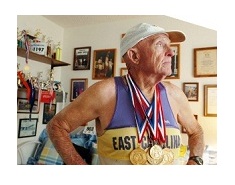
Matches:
[[126, 48, 140, 64]]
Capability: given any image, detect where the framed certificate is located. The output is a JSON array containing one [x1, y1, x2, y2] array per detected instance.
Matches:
[[194, 47, 217, 77], [204, 84, 217, 117]]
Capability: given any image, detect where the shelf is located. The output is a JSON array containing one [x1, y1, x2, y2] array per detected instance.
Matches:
[[17, 47, 70, 68]]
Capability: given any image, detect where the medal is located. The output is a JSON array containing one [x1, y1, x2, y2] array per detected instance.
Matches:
[[149, 144, 163, 160], [160, 148, 174, 165], [146, 147, 163, 165], [126, 74, 171, 165], [130, 147, 147, 165]]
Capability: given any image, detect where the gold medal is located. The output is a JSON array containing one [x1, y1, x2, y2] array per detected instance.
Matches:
[[149, 144, 163, 160], [160, 148, 174, 165], [130, 147, 147, 165], [146, 148, 163, 165]]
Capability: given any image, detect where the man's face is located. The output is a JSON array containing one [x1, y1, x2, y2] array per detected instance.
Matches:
[[135, 34, 174, 77]]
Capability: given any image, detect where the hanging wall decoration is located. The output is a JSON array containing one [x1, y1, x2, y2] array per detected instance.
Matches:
[[204, 84, 217, 117], [18, 118, 38, 138], [92, 48, 116, 79], [166, 44, 180, 79], [73, 46, 91, 70], [42, 103, 57, 124], [70, 78, 88, 101], [194, 47, 217, 77]]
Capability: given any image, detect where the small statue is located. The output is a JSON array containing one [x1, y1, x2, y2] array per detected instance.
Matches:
[[47, 37, 53, 57]]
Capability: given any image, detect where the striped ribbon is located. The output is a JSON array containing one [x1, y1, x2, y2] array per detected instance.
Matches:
[[125, 74, 166, 144]]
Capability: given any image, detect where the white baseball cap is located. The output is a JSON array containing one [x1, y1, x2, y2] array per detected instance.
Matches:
[[120, 23, 186, 56]]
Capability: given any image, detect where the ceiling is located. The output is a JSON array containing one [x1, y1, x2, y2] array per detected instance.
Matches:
[[42, 15, 144, 28]]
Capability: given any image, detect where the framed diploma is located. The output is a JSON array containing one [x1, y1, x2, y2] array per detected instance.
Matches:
[[194, 47, 217, 77], [204, 84, 217, 117]]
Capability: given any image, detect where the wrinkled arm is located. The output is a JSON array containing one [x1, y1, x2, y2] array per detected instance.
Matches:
[[186, 124, 204, 165], [46, 79, 115, 165], [46, 82, 103, 165], [47, 118, 87, 165], [174, 87, 205, 165]]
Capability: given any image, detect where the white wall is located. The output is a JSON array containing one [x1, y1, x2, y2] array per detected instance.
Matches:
[[17, 15, 217, 163]]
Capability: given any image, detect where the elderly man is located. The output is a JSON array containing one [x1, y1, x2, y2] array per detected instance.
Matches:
[[47, 23, 204, 165]]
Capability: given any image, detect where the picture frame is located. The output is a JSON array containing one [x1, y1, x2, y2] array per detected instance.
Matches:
[[92, 48, 116, 79], [120, 67, 128, 76], [121, 34, 125, 63], [73, 46, 91, 70], [183, 82, 199, 101], [194, 46, 217, 77], [204, 84, 217, 117], [70, 78, 88, 101], [42, 103, 57, 124], [17, 88, 27, 98], [17, 98, 39, 113], [181, 115, 198, 133], [166, 44, 180, 79], [18, 118, 38, 138], [17, 87, 38, 99]]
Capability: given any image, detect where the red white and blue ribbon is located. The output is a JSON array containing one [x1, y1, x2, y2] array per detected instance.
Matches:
[[27, 79, 36, 120], [125, 74, 166, 144], [17, 71, 31, 101]]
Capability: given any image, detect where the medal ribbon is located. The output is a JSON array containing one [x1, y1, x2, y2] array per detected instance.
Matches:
[[27, 79, 36, 120], [125, 74, 166, 144], [17, 71, 31, 101]]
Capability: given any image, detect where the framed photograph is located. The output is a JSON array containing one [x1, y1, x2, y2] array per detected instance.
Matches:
[[17, 98, 39, 113], [166, 44, 180, 79], [18, 118, 38, 138], [73, 46, 91, 70], [204, 84, 217, 117], [92, 48, 116, 79], [120, 67, 128, 76], [183, 82, 199, 101], [70, 78, 88, 101], [42, 103, 57, 124], [17, 87, 38, 99], [194, 46, 217, 77], [181, 115, 198, 133], [121, 34, 126, 63]]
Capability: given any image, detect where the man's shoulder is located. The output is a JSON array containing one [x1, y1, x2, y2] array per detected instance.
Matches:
[[90, 77, 116, 95], [161, 81, 182, 93], [92, 77, 116, 87], [161, 81, 177, 88]]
